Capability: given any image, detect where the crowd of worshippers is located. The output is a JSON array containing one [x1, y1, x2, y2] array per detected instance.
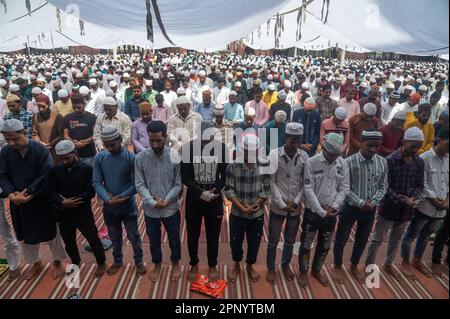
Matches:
[[0, 52, 448, 288]]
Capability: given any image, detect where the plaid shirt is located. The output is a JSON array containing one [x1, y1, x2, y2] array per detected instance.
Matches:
[[4, 109, 33, 138], [316, 96, 338, 122], [225, 160, 271, 219], [380, 149, 424, 222]]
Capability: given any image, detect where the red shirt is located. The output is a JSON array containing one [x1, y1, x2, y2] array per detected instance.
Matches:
[[378, 124, 404, 157]]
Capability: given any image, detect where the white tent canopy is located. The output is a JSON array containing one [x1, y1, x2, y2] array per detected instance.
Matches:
[[0, 0, 448, 55]]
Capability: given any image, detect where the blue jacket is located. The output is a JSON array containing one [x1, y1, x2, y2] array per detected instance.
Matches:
[[292, 108, 321, 157]]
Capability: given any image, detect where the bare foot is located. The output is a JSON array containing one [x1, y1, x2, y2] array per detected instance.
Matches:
[[282, 266, 295, 281], [266, 270, 276, 285], [94, 263, 107, 278], [149, 263, 161, 282], [312, 271, 329, 287], [383, 264, 401, 281], [297, 272, 309, 289], [136, 263, 147, 277], [228, 263, 240, 283], [52, 261, 64, 280], [246, 264, 260, 282], [400, 262, 417, 280], [8, 268, 21, 281], [107, 263, 123, 276], [188, 264, 198, 282], [24, 261, 44, 280], [350, 265, 366, 284], [171, 262, 180, 281], [331, 265, 345, 284], [431, 263, 444, 278], [209, 266, 219, 282], [411, 258, 432, 278]]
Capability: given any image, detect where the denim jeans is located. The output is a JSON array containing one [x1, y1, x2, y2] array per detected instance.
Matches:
[[365, 215, 408, 266], [333, 203, 375, 266], [432, 212, 449, 264], [401, 209, 443, 261], [229, 213, 264, 265], [103, 211, 143, 265], [298, 209, 337, 274], [144, 211, 181, 264], [266, 211, 300, 271], [80, 156, 95, 167]]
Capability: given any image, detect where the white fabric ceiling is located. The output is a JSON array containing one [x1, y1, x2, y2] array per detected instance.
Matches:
[[0, 0, 448, 55]]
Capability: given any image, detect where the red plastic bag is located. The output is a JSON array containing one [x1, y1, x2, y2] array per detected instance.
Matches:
[[190, 274, 227, 299]]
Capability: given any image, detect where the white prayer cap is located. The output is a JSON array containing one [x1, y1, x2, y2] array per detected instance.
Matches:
[[123, 72, 130, 78], [285, 122, 303, 136], [109, 80, 118, 88], [44, 72, 52, 76], [405, 85, 414, 91], [1, 119, 24, 132], [416, 78, 423, 84], [229, 90, 237, 96], [79, 86, 90, 96], [57, 89, 69, 98], [245, 107, 256, 116], [153, 73, 160, 80], [198, 70, 207, 76], [234, 81, 242, 87], [277, 90, 287, 100], [404, 127, 424, 141], [105, 74, 114, 81], [392, 111, 406, 121], [31, 87, 42, 95], [267, 74, 273, 80], [29, 74, 36, 80], [268, 84, 276, 91], [61, 73, 68, 78], [144, 79, 152, 86], [55, 140, 75, 155], [386, 82, 395, 89], [88, 78, 97, 85], [9, 84, 20, 92], [105, 89, 115, 97], [284, 80, 292, 88], [274, 110, 287, 123], [214, 104, 225, 116], [360, 82, 368, 88], [370, 78, 377, 84], [75, 73, 83, 78], [334, 106, 348, 120], [301, 82, 309, 89], [0, 79, 6, 87], [347, 74, 355, 80], [418, 85, 427, 91], [363, 103, 377, 116], [96, 71, 102, 76], [103, 96, 117, 106], [242, 134, 259, 151], [175, 96, 191, 106], [177, 87, 186, 95]]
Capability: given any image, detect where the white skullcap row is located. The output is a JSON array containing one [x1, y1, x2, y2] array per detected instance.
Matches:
[[404, 127, 424, 141]]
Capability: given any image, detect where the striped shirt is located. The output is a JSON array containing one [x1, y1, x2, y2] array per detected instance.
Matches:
[[224, 160, 271, 219], [345, 151, 388, 208]]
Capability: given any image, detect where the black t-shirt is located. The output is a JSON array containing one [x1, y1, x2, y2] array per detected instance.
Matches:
[[64, 112, 97, 158]]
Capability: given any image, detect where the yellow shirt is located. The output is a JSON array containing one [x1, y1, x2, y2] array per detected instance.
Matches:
[[405, 119, 435, 155], [54, 100, 73, 117], [404, 112, 417, 127], [262, 91, 278, 109]]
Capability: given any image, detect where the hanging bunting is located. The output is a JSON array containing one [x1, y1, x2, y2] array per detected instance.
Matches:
[[79, 19, 85, 35], [1, 0, 7, 14], [56, 8, 62, 32], [26, 0, 31, 16], [145, 0, 153, 42], [266, 19, 270, 37], [321, 0, 331, 24], [257, 25, 261, 39]]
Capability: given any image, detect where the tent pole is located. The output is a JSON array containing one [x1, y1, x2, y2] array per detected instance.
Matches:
[[294, 46, 298, 57], [339, 48, 346, 68], [113, 47, 118, 61]]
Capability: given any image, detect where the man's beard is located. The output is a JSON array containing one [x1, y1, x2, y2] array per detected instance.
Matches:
[[39, 110, 51, 119]]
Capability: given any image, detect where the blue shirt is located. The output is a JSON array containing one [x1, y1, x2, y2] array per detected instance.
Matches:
[[92, 149, 137, 214], [125, 98, 144, 122], [292, 108, 321, 157], [4, 109, 33, 138], [224, 102, 244, 122], [135, 146, 182, 218], [194, 102, 216, 121]]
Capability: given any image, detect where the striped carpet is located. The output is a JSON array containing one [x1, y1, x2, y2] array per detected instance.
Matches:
[[0, 262, 447, 299]]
